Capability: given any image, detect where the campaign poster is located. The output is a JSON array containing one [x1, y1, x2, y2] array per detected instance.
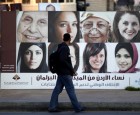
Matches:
[[0, 11, 140, 89]]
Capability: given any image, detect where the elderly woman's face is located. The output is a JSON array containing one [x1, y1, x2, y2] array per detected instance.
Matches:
[[17, 12, 48, 42], [81, 17, 110, 43], [115, 48, 132, 71], [24, 45, 43, 69], [118, 13, 140, 41], [54, 12, 78, 43]]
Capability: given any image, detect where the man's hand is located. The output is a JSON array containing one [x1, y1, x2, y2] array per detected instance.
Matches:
[[73, 72, 78, 76]]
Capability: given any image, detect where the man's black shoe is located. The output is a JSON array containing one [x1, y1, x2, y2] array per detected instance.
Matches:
[[75, 107, 86, 113], [48, 108, 61, 112]]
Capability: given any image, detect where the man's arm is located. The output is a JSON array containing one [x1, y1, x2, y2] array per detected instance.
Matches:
[[59, 47, 75, 75]]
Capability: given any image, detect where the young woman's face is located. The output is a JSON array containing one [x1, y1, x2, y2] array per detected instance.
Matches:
[[24, 45, 43, 69], [89, 49, 105, 72], [115, 48, 132, 71], [118, 13, 140, 41], [55, 12, 78, 43], [17, 12, 48, 42], [69, 45, 76, 68], [81, 17, 110, 43]]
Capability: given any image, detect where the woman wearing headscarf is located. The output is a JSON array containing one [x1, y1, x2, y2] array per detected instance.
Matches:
[[115, 43, 140, 73], [17, 42, 48, 73], [80, 12, 113, 43]]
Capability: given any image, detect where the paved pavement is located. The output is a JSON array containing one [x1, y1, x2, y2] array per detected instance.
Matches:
[[0, 89, 140, 111], [1, 111, 140, 115]]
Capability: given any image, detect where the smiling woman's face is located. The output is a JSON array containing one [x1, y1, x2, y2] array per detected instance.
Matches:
[[17, 12, 48, 42], [118, 13, 140, 41], [115, 48, 132, 71], [89, 49, 105, 72]]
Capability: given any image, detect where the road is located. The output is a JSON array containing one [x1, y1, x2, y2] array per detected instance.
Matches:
[[0, 111, 140, 115]]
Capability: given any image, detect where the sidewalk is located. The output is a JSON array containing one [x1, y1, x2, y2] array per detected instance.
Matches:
[[0, 89, 140, 111]]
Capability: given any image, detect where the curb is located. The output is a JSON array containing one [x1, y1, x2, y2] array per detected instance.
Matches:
[[0, 102, 140, 111]]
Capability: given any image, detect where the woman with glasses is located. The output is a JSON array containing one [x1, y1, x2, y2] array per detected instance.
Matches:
[[80, 12, 112, 43]]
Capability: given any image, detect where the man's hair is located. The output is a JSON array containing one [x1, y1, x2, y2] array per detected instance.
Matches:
[[63, 33, 71, 41]]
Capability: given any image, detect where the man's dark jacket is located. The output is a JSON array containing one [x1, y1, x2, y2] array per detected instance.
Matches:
[[56, 42, 75, 76]]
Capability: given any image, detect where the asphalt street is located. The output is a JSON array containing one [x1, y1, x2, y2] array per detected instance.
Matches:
[[0, 111, 140, 115]]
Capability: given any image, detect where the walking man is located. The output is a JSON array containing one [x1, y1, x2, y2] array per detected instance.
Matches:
[[48, 33, 84, 113]]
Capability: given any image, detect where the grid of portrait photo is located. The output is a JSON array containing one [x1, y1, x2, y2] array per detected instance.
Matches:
[[15, 11, 140, 74], [0, 10, 140, 89]]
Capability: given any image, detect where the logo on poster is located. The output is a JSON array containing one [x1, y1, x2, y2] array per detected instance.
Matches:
[[13, 74, 20, 81], [3, 74, 29, 86]]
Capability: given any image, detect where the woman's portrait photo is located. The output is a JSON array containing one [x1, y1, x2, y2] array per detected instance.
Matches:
[[17, 11, 48, 42], [113, 11, 140, 42], [48, 11, 79, 43], [82, 43, 107, 73], [80, 12, 112, 43], [114, 43, 140, 73], [17, 42, 48, 73], [48, 42, 79, 72]]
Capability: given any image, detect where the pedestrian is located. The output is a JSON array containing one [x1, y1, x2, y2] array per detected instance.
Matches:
[[48, 33, 85, 112], [48, 42, 79, 72]]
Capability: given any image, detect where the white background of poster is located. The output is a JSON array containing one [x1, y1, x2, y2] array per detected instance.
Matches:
[[1, 73, 140, 89]]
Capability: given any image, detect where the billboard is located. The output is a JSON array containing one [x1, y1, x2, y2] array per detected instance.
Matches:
[[0, 11, 140, 89]]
